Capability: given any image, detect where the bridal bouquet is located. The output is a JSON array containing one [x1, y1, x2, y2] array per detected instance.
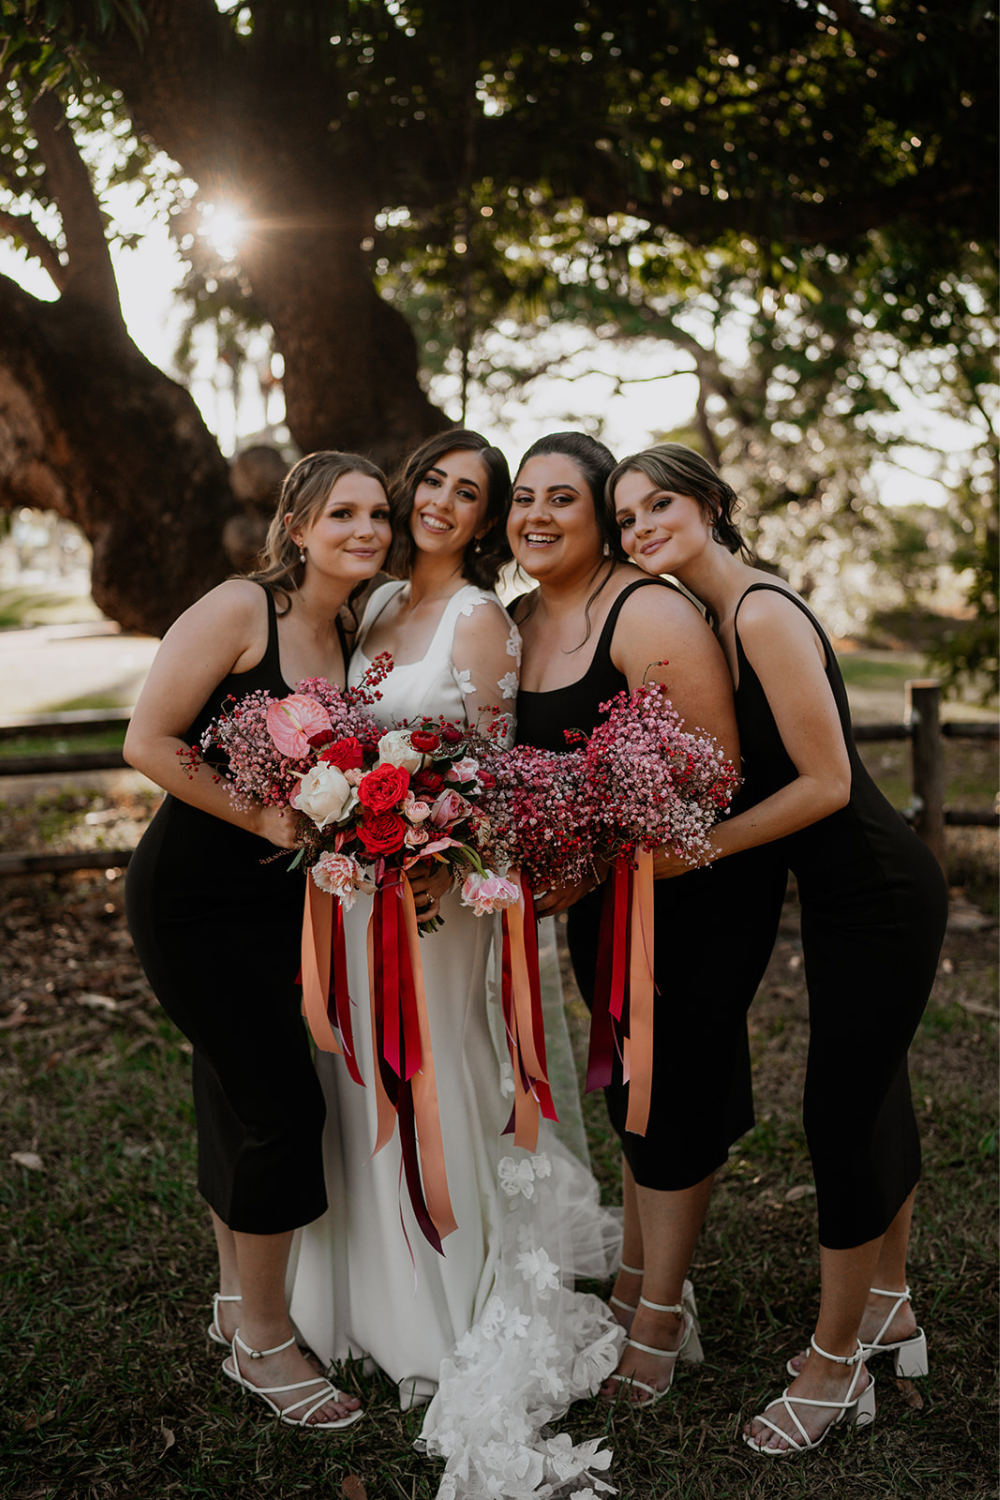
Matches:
[[469, 742, 595, 893]]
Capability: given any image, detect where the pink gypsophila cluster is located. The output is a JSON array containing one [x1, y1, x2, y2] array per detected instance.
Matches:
[[471, 743, 595, 890], [585, 681, 739, 865]]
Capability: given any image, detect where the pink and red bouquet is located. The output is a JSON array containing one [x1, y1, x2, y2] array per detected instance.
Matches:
[[585, 679, 739, 865], [580, 678, 739, 1138], [469, 742, 596, 893]]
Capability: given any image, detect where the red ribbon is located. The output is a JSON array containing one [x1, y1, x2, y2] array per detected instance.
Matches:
[[586, 849, 656, 1135], [300, 880, 363, 1086], [367, 873, 456, 1253], [500, 870, 558, 1151]]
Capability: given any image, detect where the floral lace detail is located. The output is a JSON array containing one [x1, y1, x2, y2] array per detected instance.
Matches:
[[453, 666, 475, 696], [506, 623, 523, 665], [420, 1146, 623, 1498], [499, 670, 519, 701]]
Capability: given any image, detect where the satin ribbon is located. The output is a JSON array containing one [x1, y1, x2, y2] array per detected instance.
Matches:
[[586, 848, 656, 1135], [366, 873, 456, 1253], [500, 870, 558, 1151], [300, 880, 363, 1086]]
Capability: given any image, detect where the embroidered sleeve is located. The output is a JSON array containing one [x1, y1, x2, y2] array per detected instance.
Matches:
[[450, 594, 519, 746]]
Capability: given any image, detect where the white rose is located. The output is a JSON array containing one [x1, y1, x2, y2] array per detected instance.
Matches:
[[376, 729, 424, 773], [292, 763, 357, 829]]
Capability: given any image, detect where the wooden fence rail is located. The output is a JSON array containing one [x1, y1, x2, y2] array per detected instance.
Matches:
[[0, 683, 996, 877]]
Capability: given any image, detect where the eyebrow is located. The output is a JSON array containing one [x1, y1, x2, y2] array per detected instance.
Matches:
[[511, 483, 582, 496], [428, 465, 481, 489]]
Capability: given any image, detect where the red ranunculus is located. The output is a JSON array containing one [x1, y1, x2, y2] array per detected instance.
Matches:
[[308, 729, 335, 748], [320, 735, 365, 771], [440, 726, 464, 745], [357, 810, 407, 855], [410, 729, 441, 752], [413, 770, 445, 795], [357, 762, 410, 812]]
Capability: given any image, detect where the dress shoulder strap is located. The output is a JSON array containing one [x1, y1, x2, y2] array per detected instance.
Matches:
[[732, 581, 832, 655], [356, 580, 406, 649], [590, 576, 671, 665], [254, 581, 284, 677]]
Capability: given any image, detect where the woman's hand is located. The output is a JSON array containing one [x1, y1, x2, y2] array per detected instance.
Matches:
[[651, 846, 702, 880], [407, 859, 451, 925], [533, 866, 604, 915], [254, 804, 303, 849]]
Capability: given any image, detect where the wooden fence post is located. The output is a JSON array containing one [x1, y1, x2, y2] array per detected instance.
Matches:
[[906, 679, 947, 874]]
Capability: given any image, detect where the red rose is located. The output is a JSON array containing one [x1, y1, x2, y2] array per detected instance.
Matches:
[[357, 762, 410, 813], [440, 726, 464, 745], [308, 729, 335, 748], [357, 810, 407, 855], [320, 735, 365, 771], [410, 730, 441, 753], [413, 770, 445, 795]]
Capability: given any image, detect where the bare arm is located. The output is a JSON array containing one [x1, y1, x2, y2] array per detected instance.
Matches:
[[123, 580, 299, 848], [655, 591, 851, 875]]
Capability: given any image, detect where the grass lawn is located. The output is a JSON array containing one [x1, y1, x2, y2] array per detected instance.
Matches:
[[0, 852, 996, 1500]]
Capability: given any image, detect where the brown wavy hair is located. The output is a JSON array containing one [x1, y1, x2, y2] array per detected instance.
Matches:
[[249, 450, 388, 614], [606, 443, 752, 561], [386, 429, 511, 589]]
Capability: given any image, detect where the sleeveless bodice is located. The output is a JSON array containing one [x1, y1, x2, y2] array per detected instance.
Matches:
[[515, 578, 666, 750], [732, 582, 932, 900], [350, 580, 517, 731]]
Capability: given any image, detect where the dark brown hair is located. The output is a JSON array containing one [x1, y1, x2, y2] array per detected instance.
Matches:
[[387, 429, 511, 588], [607, 442, 751, 561]]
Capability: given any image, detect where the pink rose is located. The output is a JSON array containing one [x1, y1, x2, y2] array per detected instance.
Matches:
[[403, 824, 430, 848], [402, 791, 432, 824], [266, 693, 332, 759], [445, 756, 480, 784], [429, 788, 472, 830], [460, 872, 520, 916]]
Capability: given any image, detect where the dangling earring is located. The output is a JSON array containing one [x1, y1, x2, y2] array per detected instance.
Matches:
[[299, 547, 306, 564], [602, 540, 611, 557]]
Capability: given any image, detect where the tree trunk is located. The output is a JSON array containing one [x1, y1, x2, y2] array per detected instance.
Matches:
[[0, 273, 235, 637]]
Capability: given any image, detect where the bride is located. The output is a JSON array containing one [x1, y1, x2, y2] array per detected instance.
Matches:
[[288, 429, 623, 1496]]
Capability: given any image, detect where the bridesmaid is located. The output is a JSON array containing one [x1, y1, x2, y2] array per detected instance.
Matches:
[[609, 442, 947, 1454], [125, 451, 391, 1430], [507, 432, 787, 1407]]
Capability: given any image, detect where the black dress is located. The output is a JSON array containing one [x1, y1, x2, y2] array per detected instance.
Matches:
[[126, 584, 328, 1235], [516, 579, 788, 1190], [732, 583, 948, 1249]]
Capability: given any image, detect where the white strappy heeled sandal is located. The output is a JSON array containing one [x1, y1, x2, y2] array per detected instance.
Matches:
[[747, 1336, 875, 1456], [604, 1281, 703, 1407], [860, 1285, 928, 1376], [224, 1329, 364, 1430], [786, 1284, 928, 1379], [208, 1292, 241, 1348], [608, 1261, 643, 1327]]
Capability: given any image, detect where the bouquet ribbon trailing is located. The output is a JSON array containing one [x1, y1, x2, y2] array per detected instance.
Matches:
[[500, 871, 558, 1151], [367, 872, 457, 1255], [301, 881, 363, 1085], [586, 847, 656, 1135]]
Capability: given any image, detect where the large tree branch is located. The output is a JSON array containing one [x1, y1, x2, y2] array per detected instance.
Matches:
[[28, 90, 123, 315], [0, 208, 66, 289]]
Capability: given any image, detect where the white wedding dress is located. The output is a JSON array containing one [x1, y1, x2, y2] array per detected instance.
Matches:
[[288, 581, 624, 1499]]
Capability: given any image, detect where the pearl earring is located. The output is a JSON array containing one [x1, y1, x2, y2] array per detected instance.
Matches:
[[299, 548, 306, 564]]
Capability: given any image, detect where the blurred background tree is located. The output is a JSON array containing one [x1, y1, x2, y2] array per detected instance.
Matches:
[[0, 0, 995, 681]]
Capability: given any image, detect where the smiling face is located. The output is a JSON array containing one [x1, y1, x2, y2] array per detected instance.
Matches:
[[410, 449, 490, 561], [290, 471, 391, 584], [612, 468, 714, 580], [506, 453, 605, 582]]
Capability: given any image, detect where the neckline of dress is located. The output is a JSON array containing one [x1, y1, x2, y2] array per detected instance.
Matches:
[[355, 580, 484, 669]]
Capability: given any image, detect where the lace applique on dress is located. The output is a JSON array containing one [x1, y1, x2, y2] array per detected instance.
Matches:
[[420, 1141, 623, 1499]]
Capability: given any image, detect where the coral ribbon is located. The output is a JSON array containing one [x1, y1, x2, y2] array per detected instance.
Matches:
[[366, 874, 456, 1253], [501, 870, 558, 1151], [300, 880, 363, 1086], [586, 849, 656, 1135]]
